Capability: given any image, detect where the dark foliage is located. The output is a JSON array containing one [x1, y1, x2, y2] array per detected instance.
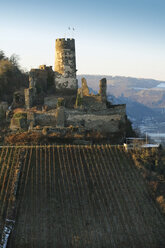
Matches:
[[0, 50, 28, 103]]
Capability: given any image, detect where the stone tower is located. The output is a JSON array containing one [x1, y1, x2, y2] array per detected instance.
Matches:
[[54, 38, 77, 93]]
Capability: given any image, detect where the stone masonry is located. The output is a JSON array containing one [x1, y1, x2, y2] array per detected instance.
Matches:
[[54, 38, 77, 92], [24, 87, 36, 109], [99, 78, 107, 102]]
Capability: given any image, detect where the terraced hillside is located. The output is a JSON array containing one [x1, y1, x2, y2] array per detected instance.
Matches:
[[0, 145, 165, 248]]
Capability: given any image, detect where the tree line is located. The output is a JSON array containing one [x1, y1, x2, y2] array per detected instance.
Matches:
[[0, 50, 28, 103]]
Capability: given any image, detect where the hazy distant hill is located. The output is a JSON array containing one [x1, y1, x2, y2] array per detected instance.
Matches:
[[78, 74, 165, 122], [107, 95, 160, 122], [77, 74, 165, 92]]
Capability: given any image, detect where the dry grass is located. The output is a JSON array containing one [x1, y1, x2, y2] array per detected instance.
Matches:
[[5, 132, 44, 144], [130, 148, 165, 214]]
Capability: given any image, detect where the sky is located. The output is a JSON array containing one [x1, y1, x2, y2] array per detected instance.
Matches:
[[0, 0, 165, 81]]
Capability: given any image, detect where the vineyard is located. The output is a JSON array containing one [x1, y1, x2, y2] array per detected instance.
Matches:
[[0, 145, 165, 248]]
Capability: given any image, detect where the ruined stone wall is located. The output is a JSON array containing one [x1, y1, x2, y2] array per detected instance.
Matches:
[[35, 112, 57, 126], [10, 101, 126, 133], [67, 114, 122, 133], [24, 66, 54, 109], [29, 69, 48, 92], [34, 104, 126, 131], [54, 38, 77, 91], [106, 104, 126, 119], [65, 104, 126, 133], [82, 96, 107, 111], [99, 78, 107, 102], [31, 105, 65, 127], [76, 77, 108, 110], [24, 88, 36, 109], [81, 78, 89, 96]]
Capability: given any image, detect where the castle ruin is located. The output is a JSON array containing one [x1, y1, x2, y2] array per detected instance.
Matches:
[[9, 38, 127, 142]]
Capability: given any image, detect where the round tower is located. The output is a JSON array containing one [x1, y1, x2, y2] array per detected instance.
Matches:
[[54, 38, 77, 93]]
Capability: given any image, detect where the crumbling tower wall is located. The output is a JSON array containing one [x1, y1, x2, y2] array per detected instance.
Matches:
[[54, 38, 78, 94], [99, 78, 107, 102]]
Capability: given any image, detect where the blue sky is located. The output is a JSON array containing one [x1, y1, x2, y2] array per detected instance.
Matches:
[[1, 0, 165, 80]]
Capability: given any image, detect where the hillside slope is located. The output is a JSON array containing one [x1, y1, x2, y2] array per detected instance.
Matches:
[[0, 145, 165, 248]]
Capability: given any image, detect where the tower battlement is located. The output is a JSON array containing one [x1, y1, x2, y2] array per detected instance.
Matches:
[[55, 38, 75, 51], [56, 38, 74, 41]]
